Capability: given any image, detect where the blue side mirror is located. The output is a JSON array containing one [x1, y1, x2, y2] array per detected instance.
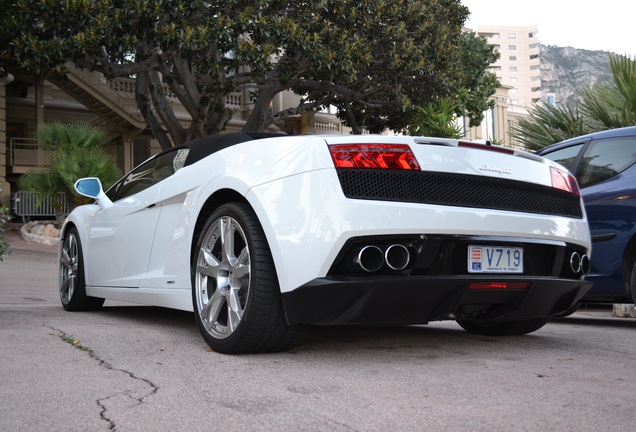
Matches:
[[74, 177, 113, 210], [75, 178, 103, 198]]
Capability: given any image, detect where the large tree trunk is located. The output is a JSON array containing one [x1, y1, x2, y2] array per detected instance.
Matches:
[[135, 73, 174, 151], [147, 70, 187, 145], [243, 84, 284, 132]]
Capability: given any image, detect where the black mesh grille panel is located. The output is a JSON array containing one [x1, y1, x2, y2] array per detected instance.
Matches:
[[336, 169, 583, 218]]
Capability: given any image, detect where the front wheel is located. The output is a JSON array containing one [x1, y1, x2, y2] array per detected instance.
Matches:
[[456, 317, 549, 336], [630, 261, 636, 304], [59, 228, 104, 311], [192, 202, 304, 354]]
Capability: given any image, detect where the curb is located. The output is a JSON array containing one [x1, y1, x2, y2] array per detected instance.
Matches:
[[1, 223, 58, 256], [19, 221, 60, 246]]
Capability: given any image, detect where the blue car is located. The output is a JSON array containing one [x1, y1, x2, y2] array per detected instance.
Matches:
[[537, 126, 636, 305]]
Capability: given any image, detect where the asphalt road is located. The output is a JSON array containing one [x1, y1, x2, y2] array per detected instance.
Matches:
[[1, 228, 635, 432]]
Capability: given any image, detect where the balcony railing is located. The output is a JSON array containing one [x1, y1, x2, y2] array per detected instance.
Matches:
[[9, 138, 53, 169], [107, 76, 245, 111], [314, 113, 343, 133]]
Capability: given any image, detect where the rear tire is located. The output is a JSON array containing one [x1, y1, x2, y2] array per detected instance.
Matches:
[[59, 228, 104, 311], [192, 202, 305, 354], [457, 317, 549, 336]]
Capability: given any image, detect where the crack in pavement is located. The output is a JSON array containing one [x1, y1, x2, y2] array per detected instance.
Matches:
[[47, 325, 159, 431]]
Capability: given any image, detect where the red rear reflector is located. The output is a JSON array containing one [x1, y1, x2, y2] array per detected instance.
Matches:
[[468, 281, 530, 290], [458, 141, 514, 155], [329, 144, 420, 170], [550, 166, 580, 196]]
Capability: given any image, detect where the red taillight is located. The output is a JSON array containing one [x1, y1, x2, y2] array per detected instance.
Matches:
[[329, 144, 420, 170], [468, 281, 530, 290], [550, 166, 580, 196]]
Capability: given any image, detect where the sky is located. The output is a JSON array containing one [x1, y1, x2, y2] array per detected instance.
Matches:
[[461, 0, 634, 56]]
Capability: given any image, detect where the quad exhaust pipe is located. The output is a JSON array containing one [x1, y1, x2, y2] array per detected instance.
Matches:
[[355, 245, 385, 272], [354, 244, 412, 273], [385, 244, 410, 271], [570, 252, 590, 275]]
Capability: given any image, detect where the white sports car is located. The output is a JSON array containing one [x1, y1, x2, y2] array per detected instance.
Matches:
[[59, 132, 592, 354]]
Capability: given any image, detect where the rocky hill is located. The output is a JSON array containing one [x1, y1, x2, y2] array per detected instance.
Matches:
[[540, 45, 614, 108]]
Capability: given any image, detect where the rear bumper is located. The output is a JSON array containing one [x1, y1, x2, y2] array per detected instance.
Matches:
[[281, 276, 592, 325]]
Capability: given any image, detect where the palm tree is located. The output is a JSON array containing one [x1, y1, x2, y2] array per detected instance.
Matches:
[[18, 122, 121, 220], [510, 103, 597, 151], [511, 53, 636, 150], [406, 98, 464, 139], [581, 54, 636, 128]]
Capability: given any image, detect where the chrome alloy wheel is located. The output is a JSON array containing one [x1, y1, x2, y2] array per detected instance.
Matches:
[[194, 216, 251, 340], [59, 232, 79, 305]]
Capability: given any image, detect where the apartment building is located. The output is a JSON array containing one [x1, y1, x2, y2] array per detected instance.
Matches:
[[475, 24, 541, 110]]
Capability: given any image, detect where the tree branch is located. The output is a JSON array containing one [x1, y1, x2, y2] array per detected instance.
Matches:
[[147, 69, 187, 145], [134, 73, 172, 151]]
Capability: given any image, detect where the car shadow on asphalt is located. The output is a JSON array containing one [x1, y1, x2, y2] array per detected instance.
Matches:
[[98, 305, 196, 330], [551, 315, 636, 329], [93, 305, 478, 352], [89, 304, 636, 354]]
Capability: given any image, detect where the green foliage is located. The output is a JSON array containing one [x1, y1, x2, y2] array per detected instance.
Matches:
[[0, 0, 497, 141], [36, 121, 113, 151], [0, 186, 11, 261], [406, 98, 464, 139], [510, 103, 597, 151], [455, 31, 500, 128], [513, 53, 636, 150], [18, 122, 121, 213], [581, 54, 636, 128]]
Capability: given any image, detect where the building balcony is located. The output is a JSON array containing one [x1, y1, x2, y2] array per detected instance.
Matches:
[[7, 138, 53, 174]]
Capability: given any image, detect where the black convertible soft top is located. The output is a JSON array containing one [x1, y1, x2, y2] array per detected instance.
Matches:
[[180, 132, 287, 167]]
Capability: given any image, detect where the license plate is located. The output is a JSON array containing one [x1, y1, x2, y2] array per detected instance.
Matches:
[[468, 245, 523, 273]]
